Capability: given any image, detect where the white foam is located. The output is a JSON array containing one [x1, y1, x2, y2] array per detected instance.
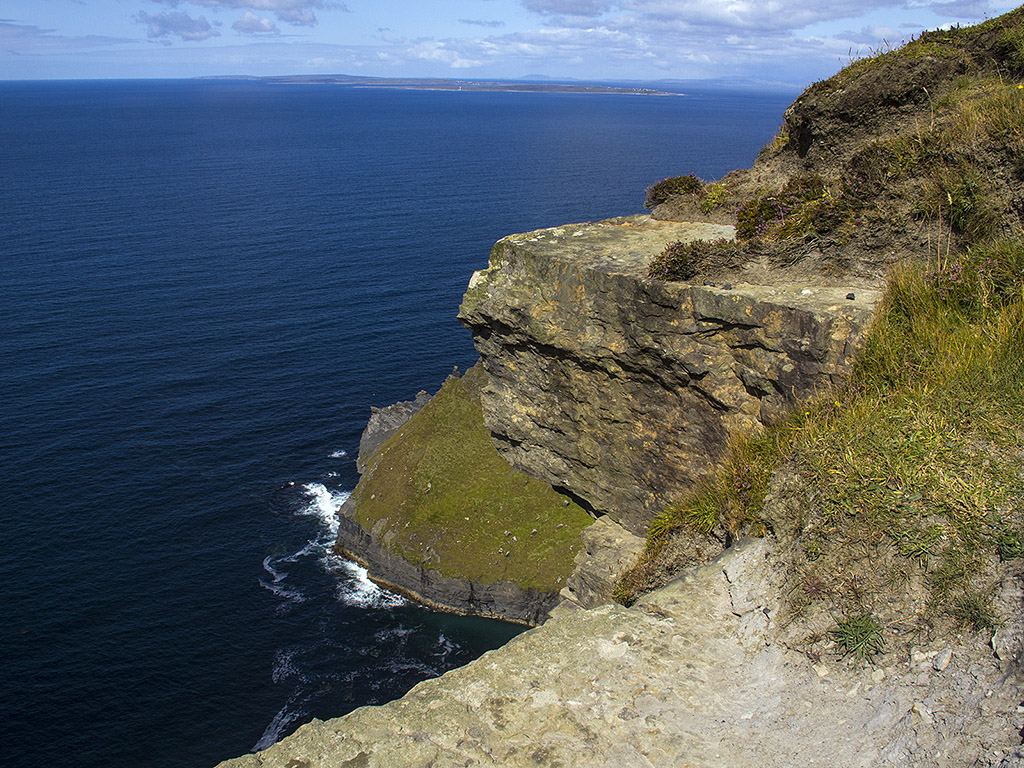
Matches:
[[271, 647, 304, 684], [329, 449, 348, 458], [332, 557, 405, 609], [261, 555, 287, 583], [258, 579, 308, 604], [299, 482, 350, 539]]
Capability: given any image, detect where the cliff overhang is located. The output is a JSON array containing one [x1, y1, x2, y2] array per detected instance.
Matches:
[[459, 215, 880, 534]]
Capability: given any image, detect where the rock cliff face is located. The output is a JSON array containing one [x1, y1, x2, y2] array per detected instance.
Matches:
[[459, 215, 879, 534]]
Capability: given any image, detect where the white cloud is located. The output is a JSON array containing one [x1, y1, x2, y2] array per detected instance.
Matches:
[[408, 40, 485, 68], [232, 10, 280, 34], [928, 0, 1007, 17], [523, 0, 614, 16], [0, 20, 133, 50], [520, 0, 1008, 33], [151, 0, 349, 27], [136, 11, 220, 42]]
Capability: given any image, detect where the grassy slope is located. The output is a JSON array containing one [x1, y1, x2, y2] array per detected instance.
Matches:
[[622, 8, 1024, 650], [352, 365, 593, 592]]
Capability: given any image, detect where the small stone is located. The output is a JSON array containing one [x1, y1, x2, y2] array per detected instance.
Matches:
[[801, 288, 812, 295], [846, 292, 855, 300], [722, 283, 733, 290], [871, 668, 886, 684], [814, 664, 830, 678], [933, 648, 952, 672], [531, 529, 538, 535], [911, 650, 936, 665], [563, 499, 570, 506], [912, 702, 932, 723], [556, 523, 564, 529]]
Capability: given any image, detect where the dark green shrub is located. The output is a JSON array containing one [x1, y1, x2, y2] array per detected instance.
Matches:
[[736, 175, 827, 240], [644, 174, 703, 208], [647, 238, 739, 281]]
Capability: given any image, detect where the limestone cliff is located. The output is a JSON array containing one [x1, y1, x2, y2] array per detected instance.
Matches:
[[459, 216, 878, 534], [218, 538, 1024, 768], [216, 10, 1024, 766], [334, 365, 593, 625]]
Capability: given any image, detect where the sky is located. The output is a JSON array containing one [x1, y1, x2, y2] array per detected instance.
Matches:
[[1, 0, 1020, 85]]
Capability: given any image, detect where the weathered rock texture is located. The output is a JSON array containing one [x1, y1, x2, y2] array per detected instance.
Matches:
[[335, 367, 592, 626], [217, 538, 1024, 768], [356, 389, 432, 474], [459, 215, 880, 534], [559, 516, 644, 610]]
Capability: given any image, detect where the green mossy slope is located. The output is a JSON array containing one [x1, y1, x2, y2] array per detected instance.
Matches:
[[352, 365, 593, 592]]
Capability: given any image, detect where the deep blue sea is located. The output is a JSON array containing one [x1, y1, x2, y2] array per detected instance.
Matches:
[[0, 79, 793, 767]]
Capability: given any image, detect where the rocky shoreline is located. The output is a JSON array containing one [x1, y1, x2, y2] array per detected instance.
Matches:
[[334, 494, 560, 625]]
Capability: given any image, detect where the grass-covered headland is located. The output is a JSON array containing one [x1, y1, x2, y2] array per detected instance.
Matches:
[[351, 365, 593, 593], [620, 8, 1024, 655]]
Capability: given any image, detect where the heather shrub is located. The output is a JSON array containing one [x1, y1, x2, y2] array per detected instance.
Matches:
[[644, 174, 703, 208]]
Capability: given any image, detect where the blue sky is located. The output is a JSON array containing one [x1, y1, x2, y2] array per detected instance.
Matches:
[[1, 1, 1019, 84]]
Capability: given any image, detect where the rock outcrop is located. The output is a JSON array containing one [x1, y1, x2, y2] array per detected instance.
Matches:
[[333, 497, 564, 625], [558, 516, 644, 610], [334, 365, 593, 625], [356, 389, 432, 474], [218, 538, 1024, 768], [459, 215, 879, 534]]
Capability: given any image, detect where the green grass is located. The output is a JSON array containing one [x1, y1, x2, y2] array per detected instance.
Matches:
[[352, 365, 594, 591], [830, 614, 885, 660]]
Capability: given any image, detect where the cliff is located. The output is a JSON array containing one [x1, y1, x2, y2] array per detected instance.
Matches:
[[219, 9, 1024, 766], [459, 216, 878, 534], [334, 364, 593, 625], [219, 538, 1024, 768]]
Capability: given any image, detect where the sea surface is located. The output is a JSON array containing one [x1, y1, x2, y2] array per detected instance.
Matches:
[[0, 79, 793, 767]]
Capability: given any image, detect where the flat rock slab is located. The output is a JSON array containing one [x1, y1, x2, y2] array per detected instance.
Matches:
[[482, 216, 736, 277], [217, 541, 1023, 768], [459, 216, 882, 533]]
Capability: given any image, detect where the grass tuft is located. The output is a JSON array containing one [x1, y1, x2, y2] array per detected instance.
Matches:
[[645, 174, 704, 208], [830, 614, 885, 660]]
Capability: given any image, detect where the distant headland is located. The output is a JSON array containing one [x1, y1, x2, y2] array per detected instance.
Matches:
[[194, 73, 680, 96]]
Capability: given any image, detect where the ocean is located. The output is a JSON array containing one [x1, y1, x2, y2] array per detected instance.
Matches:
[[0, 79, 793, 767]]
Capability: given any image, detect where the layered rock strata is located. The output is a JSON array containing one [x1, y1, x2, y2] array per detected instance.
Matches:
[[459, 215, 880, 534], [333, 502, 559, 624]]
